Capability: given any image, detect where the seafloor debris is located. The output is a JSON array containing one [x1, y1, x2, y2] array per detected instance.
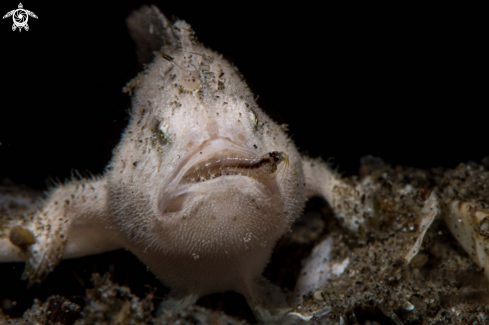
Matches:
[[0, 295, 81, 325], [436, 163, 489, 280], [294, 158, 489, 324], [1, 273, 248, 325], [0, 180, 42, 263], [78, 273, 247, 325], [2, 159, 489, 324]]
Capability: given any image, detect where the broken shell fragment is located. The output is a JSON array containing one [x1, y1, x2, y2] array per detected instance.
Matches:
[[293, 236, 349, 304], [313, 290, 324, 301], [284, 306, 332, 322], [9, 225, 35, 248], [403, 190, 439, 264], [444, 200, 489, 279], [403, 301, 415, 311]]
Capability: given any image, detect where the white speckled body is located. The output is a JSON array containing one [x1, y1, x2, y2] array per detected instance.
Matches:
[[107, 18, 305, 302]]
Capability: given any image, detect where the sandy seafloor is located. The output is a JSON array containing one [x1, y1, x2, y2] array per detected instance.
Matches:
[[1, 157, 488, 325]]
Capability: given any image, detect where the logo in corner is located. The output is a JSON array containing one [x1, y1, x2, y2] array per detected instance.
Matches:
[[3, 3, 37, 32]]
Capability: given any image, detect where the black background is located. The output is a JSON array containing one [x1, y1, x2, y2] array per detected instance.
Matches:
[[0, 1, 486, 189]]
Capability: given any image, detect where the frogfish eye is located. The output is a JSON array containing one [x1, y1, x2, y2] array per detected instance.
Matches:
[[269, 152, 280, 162]]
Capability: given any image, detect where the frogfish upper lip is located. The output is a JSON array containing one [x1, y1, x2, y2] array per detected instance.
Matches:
[[158, 137, 264, 213]]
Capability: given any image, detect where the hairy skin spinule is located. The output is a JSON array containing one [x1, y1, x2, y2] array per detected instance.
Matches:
[[0, 5, 362, 322]]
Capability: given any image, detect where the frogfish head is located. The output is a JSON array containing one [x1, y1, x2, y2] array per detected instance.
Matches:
[[108, 19, 305, 258]]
